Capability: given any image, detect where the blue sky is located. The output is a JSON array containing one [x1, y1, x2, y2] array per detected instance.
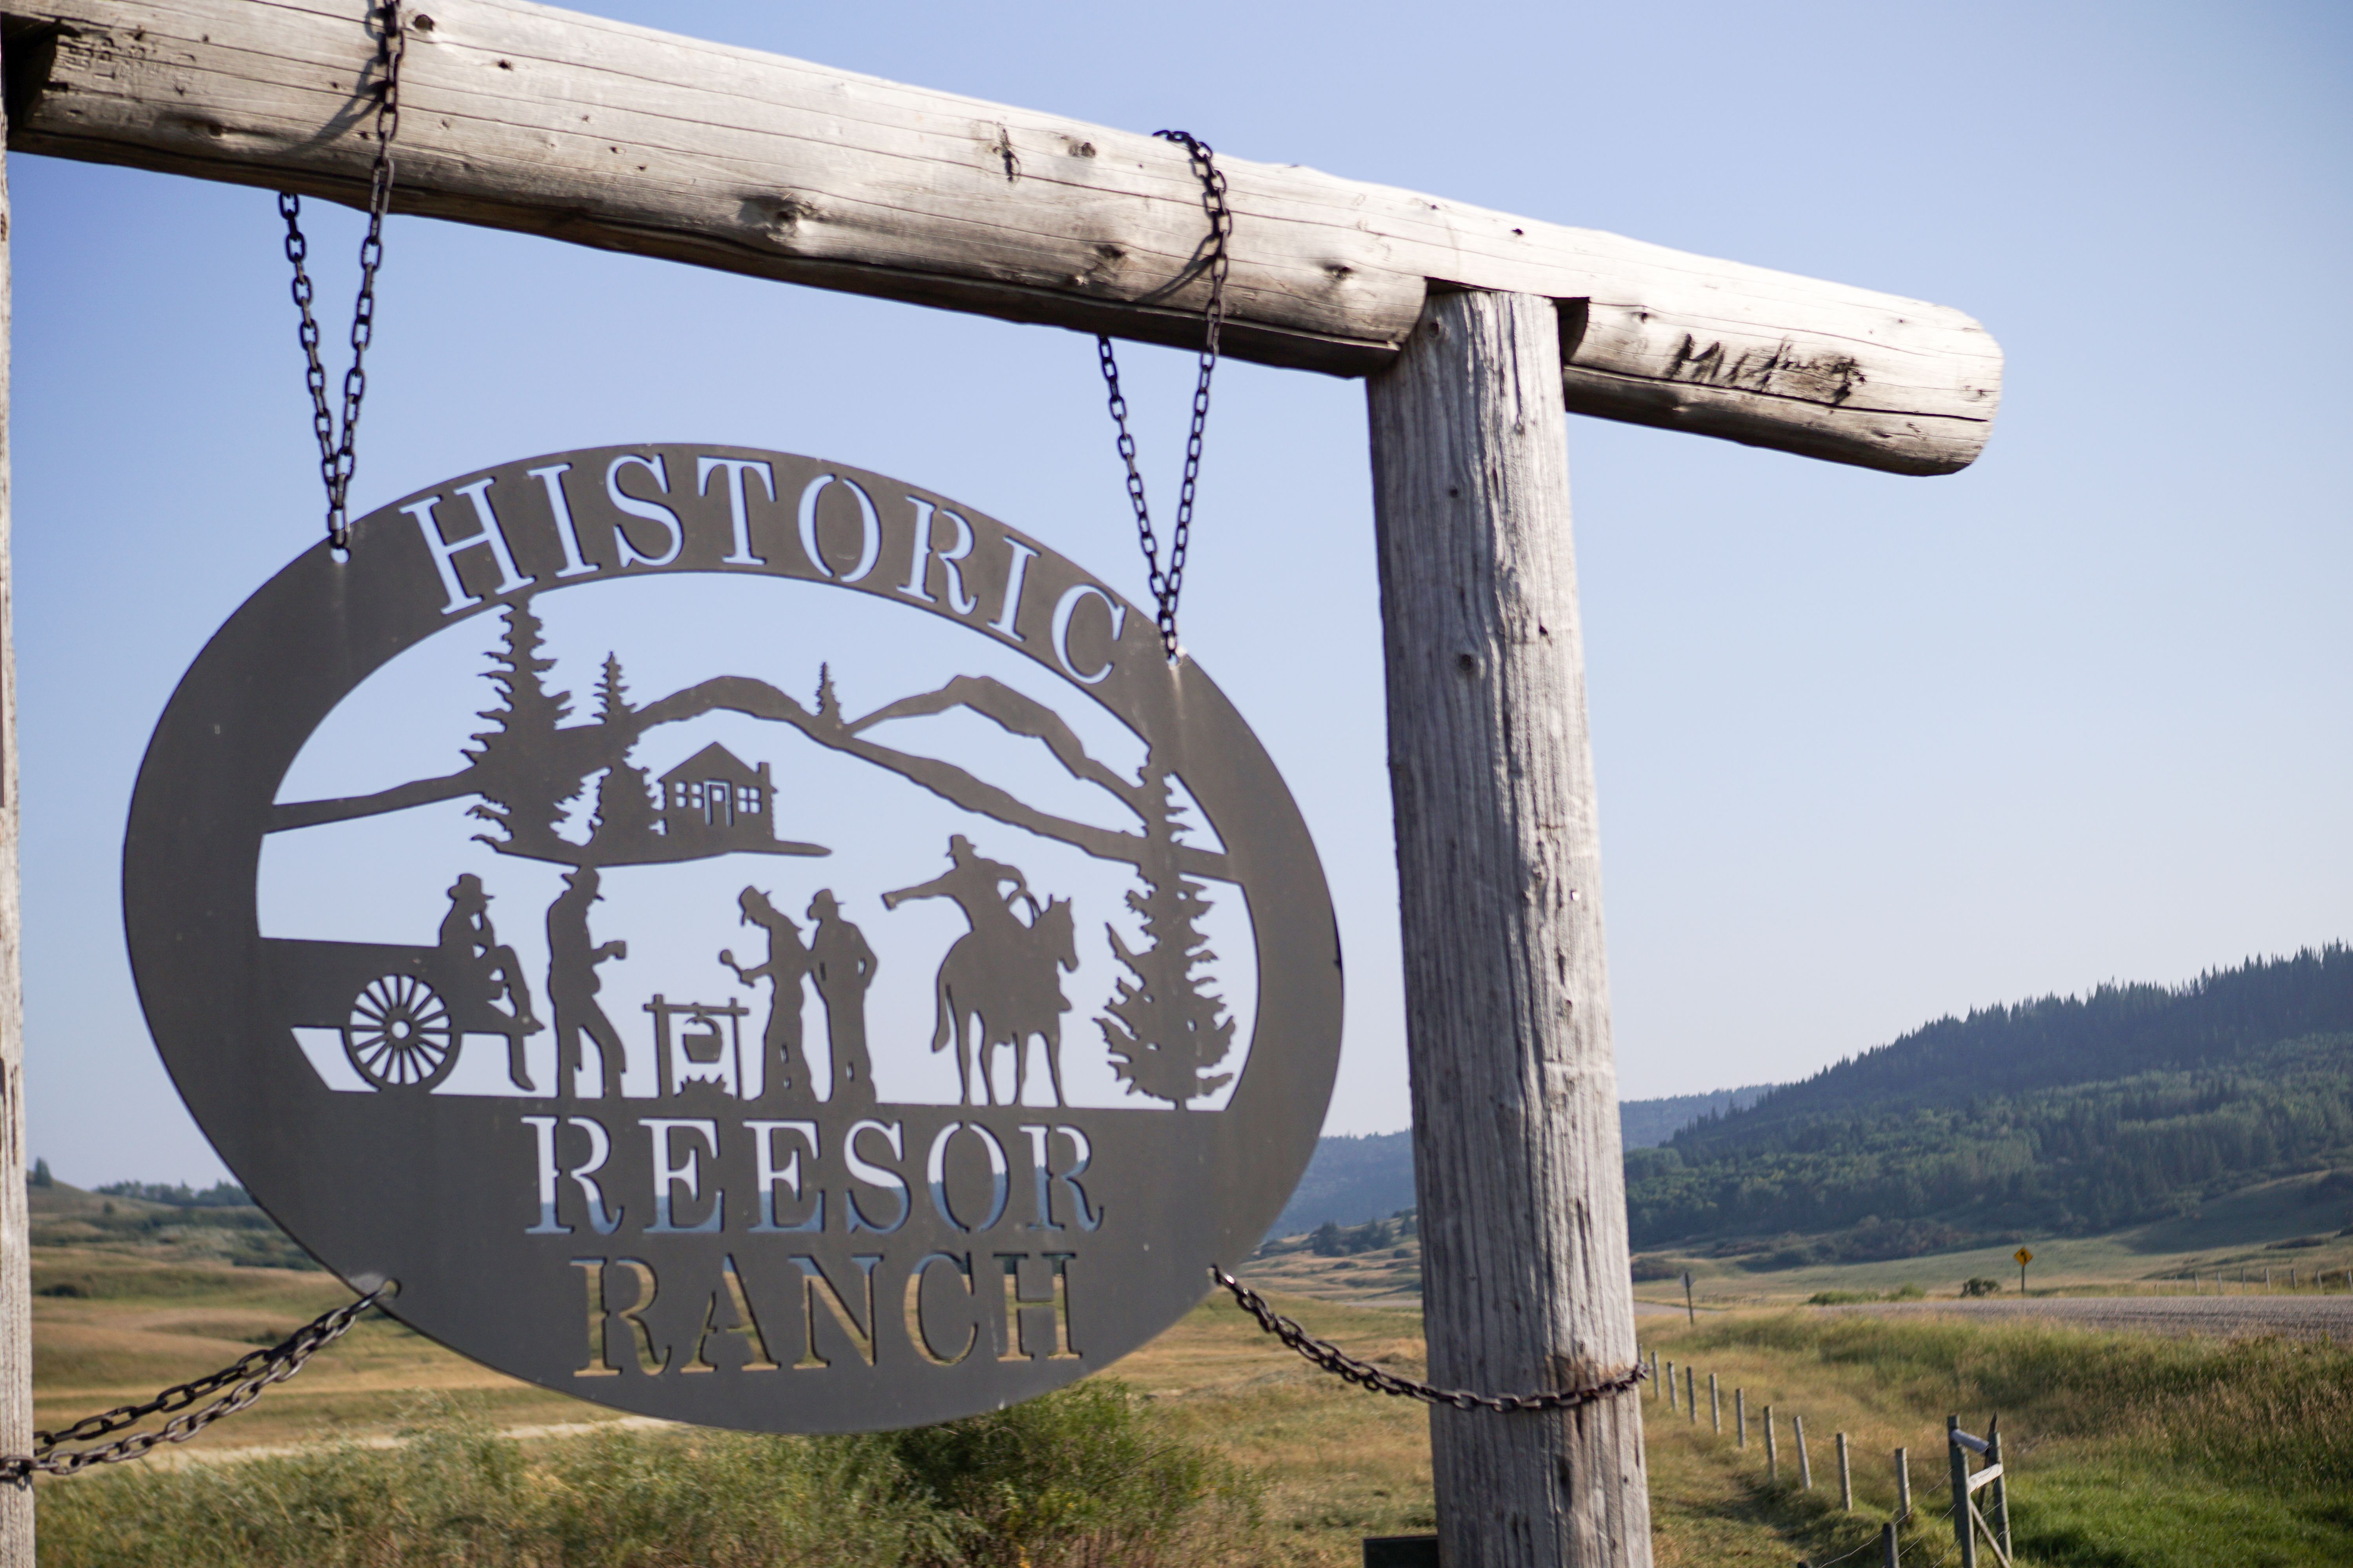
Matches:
[[13, 0, 2350, 1183]]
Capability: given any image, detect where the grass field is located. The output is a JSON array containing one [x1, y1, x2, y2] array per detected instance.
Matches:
[[27, 1179, 2353, 1564]]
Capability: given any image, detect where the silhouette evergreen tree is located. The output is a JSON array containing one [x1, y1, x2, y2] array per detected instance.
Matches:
[[465, 600, 576, 852], [1100, 764, 1235, 1108], [588, 652, 659, 849]]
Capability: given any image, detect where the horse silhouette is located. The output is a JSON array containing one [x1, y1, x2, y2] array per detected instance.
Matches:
[[930, 896, 1078, 1106]]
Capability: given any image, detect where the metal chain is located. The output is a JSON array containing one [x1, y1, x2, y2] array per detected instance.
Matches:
[[1213, 1269, 1647, 1414], [1096, 129, 1231, 662], [2, 1287, 389, 1479], [280, 1, 406, 553]]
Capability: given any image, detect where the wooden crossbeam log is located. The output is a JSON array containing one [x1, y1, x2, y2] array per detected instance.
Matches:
[[2, 0, 2000, 474]]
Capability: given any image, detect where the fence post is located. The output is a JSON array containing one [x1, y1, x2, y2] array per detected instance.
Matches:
[[1895, 1447, 1911, 1520], [1709, 1372, 1721, 1434], [1795, 1414, 1812, 1489], [1880, 1521, 1900, 1568], [1765, 1406, 1778, 1483], [1947, 1417, 1975, 1568], [1986, 1415, 2012, 1563], [1838, 1432, 1852, 1510], [1736, 1388, 1746, 1448], [1665, 1359, 1676, 1413], [1686, 1366, 1696, 1423]]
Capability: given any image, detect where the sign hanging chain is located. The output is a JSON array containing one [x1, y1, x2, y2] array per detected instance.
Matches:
[[1096, 130, 1231, 662], [0, 1286, 388, 1479], [279, 1, 406, 554], [1213, 1269, 1648, 1412]]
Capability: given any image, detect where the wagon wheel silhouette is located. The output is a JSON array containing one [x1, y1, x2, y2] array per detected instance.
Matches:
[[342, 974, 460, 1091]]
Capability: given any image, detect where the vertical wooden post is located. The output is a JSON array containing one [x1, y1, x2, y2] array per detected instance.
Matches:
[[1665, 1360, 1676, 1413], [1947, 1418, 1976, 1568], [1837, 1431, 1852, 1510], [1685, 1366, 1695, 1423], [1896, 1446, 1912, 1519], [1736, 1388, 1747, 1448], [1795, 1414, 1813, 1489], [1369, 288, 1650, 1568], [1709, 1372, 1720, 1433], [1766, 1406, 1778, 1481], [0, 58, 30, 1564], [1880, 1521, 1901, 1568], [1985, 1416, 2011, 1562]]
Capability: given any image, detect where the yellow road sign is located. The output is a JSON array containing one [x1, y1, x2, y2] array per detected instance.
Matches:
[[2014, 1247, 2034, 1267]]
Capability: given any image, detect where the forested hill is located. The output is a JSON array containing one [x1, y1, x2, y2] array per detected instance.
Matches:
[[1671, 945, 2353, 1160], [1628, 945, 2353, 1257]]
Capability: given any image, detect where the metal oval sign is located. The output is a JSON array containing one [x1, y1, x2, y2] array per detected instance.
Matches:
[[125, 444, 1342, 1432]]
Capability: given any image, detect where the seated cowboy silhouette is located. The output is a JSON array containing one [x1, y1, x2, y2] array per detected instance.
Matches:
[[436, 873, 540, 1090]]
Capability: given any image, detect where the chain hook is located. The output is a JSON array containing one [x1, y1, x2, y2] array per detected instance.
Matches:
[[280, 1, 406, 556], [1096, 129, 1231, 664]]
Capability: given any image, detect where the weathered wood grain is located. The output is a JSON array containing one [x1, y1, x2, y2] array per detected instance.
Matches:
[[0, 60, 31, 1568], [1369, 291, 1650, 1568], [2, 0, 2001, 474]]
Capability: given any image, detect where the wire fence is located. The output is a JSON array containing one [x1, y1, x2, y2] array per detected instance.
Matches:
[[1640, 1341, 2016, 1568]]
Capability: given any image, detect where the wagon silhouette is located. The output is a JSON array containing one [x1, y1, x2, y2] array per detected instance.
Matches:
[[268, 937, 540, 1092]]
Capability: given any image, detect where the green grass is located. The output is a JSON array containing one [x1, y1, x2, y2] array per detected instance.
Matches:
[[1640, 1311, 2353, 1567]]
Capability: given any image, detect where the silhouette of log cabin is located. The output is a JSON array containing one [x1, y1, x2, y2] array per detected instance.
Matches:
[[658, 743, 778, 854]]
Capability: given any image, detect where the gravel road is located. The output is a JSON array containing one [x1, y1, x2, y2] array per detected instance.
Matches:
[[1832, 1294, 2353, 1341]]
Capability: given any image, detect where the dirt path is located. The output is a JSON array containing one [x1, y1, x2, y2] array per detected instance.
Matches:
[[1833, 1294, 2353, 1341]]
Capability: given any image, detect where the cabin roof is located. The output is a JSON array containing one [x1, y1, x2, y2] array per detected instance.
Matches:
[[658, 742, 768, 789]]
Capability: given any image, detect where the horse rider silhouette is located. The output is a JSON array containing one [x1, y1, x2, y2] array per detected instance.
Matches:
[[881, 836, 1031, 943], [883, 837, 1072, 1105]]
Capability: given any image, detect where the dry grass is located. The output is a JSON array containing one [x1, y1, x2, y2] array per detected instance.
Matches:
[[36, 1224, 2349, 1566]]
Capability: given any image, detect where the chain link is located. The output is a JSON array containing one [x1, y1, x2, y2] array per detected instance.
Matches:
[[1213, 1269, 1647, 1414], [3, 1287, 389, 1479], [280, 1, 406, 553], [1096, 129, 1231, 663]]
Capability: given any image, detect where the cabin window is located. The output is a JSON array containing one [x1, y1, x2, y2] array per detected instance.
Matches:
[[735, 783, 762, 820]]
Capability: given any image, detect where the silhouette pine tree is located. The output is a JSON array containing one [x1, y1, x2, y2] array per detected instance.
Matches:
[[1100, 765, 1235, 1108], [465, 601, 576, 852], [588, 652, 659, 849]]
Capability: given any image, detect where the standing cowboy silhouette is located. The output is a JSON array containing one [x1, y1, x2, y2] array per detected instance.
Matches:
[[720, 887, 811, 1100], [547, 866, 628, 1098], [806, 889, 877, 1105]]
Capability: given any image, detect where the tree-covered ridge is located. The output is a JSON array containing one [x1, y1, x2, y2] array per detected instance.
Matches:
[[1629, 946, 2353, 1257], [1629, 1034, 2353, 1252], [1671, 944, 2353, 1157]]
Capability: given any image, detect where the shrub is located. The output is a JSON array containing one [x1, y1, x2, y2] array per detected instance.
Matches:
[[1960, 1277, 2002, 1297], [36, 1384, 1254, 1568]]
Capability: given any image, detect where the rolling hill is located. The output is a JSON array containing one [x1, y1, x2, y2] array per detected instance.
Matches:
[[1631, 945, 2353, 1261], [1271, 945, 2353, 1262]]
